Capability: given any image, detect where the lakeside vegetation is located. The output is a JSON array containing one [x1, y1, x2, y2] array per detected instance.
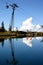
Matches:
[[0, 21, 43, 39], [0, 31, 43, 39]]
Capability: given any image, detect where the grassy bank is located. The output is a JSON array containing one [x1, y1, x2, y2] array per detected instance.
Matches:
[[0, 31, 43, 39]]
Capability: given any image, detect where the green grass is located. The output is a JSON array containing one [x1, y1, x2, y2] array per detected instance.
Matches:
[[0, 31, 43, 39]]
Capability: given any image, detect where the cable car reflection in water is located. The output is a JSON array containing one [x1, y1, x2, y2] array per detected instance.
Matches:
[[6, 39, 18, 65], [23, 37, 32, 47]]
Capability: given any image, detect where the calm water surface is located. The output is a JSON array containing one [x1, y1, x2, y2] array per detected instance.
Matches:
[[0, 37, 43, 65]]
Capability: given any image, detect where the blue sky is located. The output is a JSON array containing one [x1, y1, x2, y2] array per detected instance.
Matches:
[[0, 0, 43, 30]]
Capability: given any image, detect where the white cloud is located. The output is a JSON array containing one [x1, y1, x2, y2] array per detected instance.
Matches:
[[12, 28, 17, 31], [36, 24, 41, 29], [19, 17, 34, 31], [13, 17, 43, 32], [19, 17, 43, 32], [38, 28, 43, 32], [35, 24, 41, 32]]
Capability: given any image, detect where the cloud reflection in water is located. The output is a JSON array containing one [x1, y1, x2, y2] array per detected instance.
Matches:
[[23, 37, 32, 47], [23, 37, 43, 47]]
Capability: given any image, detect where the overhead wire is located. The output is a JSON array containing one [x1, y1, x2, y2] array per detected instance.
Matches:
[[18, 2, 41, 24], [2, 0, 11, 5], [1, 0, 41, 25]]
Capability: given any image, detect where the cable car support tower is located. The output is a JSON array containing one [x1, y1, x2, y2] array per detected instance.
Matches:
[[6, 3, 18, 31]]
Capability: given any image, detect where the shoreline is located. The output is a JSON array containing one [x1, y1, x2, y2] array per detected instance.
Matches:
[[0, 31, 43, 39]]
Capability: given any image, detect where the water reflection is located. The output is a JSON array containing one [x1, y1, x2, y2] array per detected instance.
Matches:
[[35, 37, 43, 42], [0, 38, 18, 65], [0, 38, 4, 47], [40, 38, 43, 42], [23, 37, 32, 47], [0, 37, 43, 65], [6, 39, 18, 65], [23, 37, 43, 47]]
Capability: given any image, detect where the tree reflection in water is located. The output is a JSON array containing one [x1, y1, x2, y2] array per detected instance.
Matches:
[[0, 38, 4, 47], [6, 39, 18, 65]]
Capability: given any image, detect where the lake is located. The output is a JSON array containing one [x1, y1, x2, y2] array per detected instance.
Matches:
[[0, 37, 43, 65]]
